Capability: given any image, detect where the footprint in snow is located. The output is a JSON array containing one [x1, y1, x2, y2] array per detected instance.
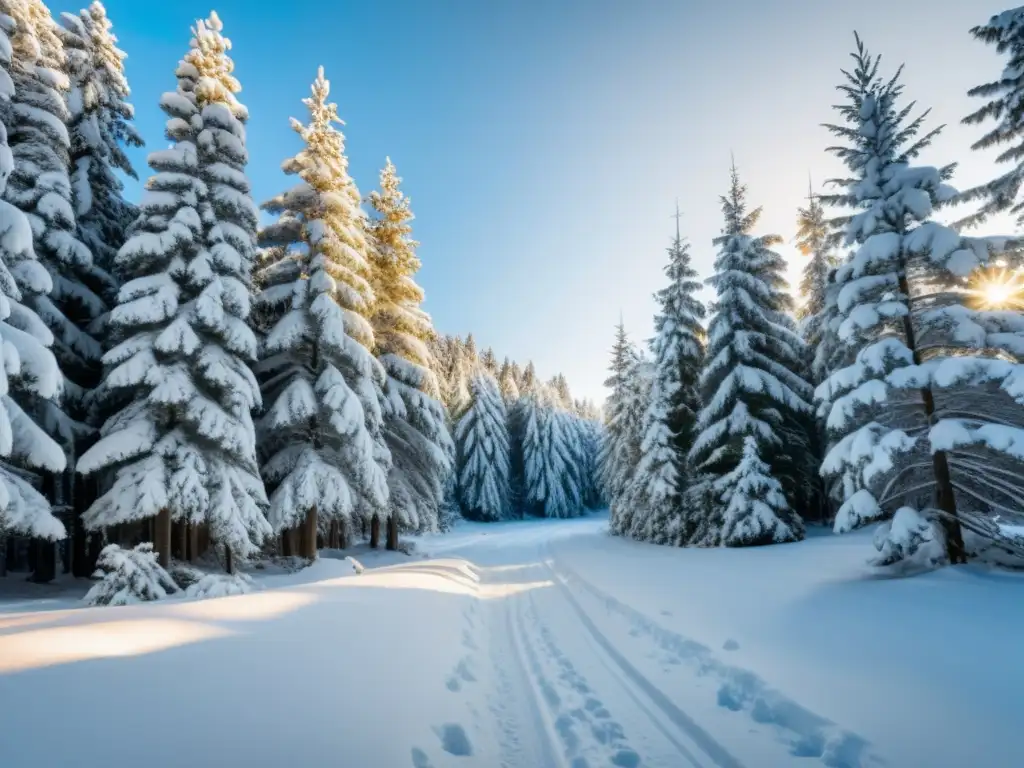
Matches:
[[435, 723, 473, 756], [410, 747, 434, 768]]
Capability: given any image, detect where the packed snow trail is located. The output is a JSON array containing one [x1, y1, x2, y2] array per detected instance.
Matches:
[[0, 515, 1020, 767]]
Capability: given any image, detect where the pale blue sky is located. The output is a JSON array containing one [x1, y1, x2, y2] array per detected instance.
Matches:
[[103, 0, 1009, 403]]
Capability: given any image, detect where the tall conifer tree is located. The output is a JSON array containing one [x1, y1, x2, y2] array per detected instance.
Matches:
[[254, 68, 391, 555], [368, 157, 452, 543], [78, 12, 270, 569], [689, 163, 811, 546]]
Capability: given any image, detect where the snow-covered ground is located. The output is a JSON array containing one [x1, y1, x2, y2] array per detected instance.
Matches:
[[0, 514, 1020, 767]]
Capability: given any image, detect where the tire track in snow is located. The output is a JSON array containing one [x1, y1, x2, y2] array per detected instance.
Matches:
[[516, 586, 643, 768], [548, 554, 886, 768], [538, 557, 745, 768], [506, 586, 573, 768]]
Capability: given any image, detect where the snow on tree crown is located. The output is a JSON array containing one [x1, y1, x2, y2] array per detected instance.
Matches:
[[185, 11, 244, 116]]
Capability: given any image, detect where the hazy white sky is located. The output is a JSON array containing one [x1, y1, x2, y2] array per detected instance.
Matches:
[[110, 0, 1012, 403]]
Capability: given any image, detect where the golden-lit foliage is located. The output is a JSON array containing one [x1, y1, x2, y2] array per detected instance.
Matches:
[[184, 11, 243, 108], [367, 158, 435, 367]]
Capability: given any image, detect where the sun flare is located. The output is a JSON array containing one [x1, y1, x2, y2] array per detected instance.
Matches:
[[968, 267, 1024, 310]]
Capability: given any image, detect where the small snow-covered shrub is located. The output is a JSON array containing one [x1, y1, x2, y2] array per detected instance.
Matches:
[[168, 564, 205, 591], [396, 540, 417, 556], [870, 508, 946, 572], [84, 544, 179, 607], [185, 572, 257, 599]]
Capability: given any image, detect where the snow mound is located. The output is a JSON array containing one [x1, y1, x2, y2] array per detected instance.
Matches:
[[185, 572, 257, 599], [344, 555, 365, 574], [84, 543, 179, 607]]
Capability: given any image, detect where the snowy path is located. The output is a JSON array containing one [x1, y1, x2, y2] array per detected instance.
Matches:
[[0, 515, 1021, 767]]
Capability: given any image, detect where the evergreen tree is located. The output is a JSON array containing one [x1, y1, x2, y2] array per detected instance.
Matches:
[[497, 357, 519, 403], [463, 333, 477, 367], [598, 323, 650, 535], [440, 335, 470, 417], [253, 68, 391, 556], [632, 224, 706, 544], [59, 0, 141, 575], [956, 8, 1024, 228], [455, 370, 509, 521], [479, 346, 497, 375], [368, 157, 452, 542], [715, 436, 803, 546], [795, 180, 837, 376], [77, 12, 270, 569], [520, 379, 581, 518], [793, 182, 836, 524], [499, 357, 524, 516], [59, 1, 141, 322], [610, 349, 652, 535], [819, 35, 1024, 566], [689, 162, 811, 545], [5, 1, 95, 477], [0, 9, 67, 547]]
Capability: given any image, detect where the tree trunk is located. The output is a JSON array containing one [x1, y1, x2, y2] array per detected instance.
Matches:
[[386, 515, 399, 551], [88, 532, 103, 572], [71, 513, 89, 577], [338, 520, 348, 550], [177, 520, 189, 561], [898, 273, 967, 564], [187, 523, 199, 562], [72, 469, 101, 577], [328, 519, 338, 549], [370, 515, 380, 549], [303, 506, 318, 560], [225, 545, 234, 575], [31, 540, 56, 584], [154, 508, 172, 568]]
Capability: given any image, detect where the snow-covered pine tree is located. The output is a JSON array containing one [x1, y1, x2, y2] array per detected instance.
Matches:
[[631, 223, 707, 544], [440, 334, 471, 418], [0, 7, 68, 558], [498, 357, 519, 403], [793, 182, 836, 525], [611, 348, 652, 534], [455, 369, 509, 521], [479, 346, 497, 375], [59, 1, 141, 575], [462, 333, 478, 372], [59, 1, 140, 320], [578, 410, 604, 510], [818, 35, 1024, 567], [795, 180, 838, 378], [510, 360, 524, 391], [523, 381, 585, 520], [368, 157, 452, 544], [253, 67, 390, 558], [598, 323, 651, 534], [499, 357, 524, 516], [4, 0, 95, 551], [688, 162, 812, 546], [598, 323, 632, 530], [77, 12, 270, 570], [715, 435, 804, 546], [956, 7, 1024, 229]]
